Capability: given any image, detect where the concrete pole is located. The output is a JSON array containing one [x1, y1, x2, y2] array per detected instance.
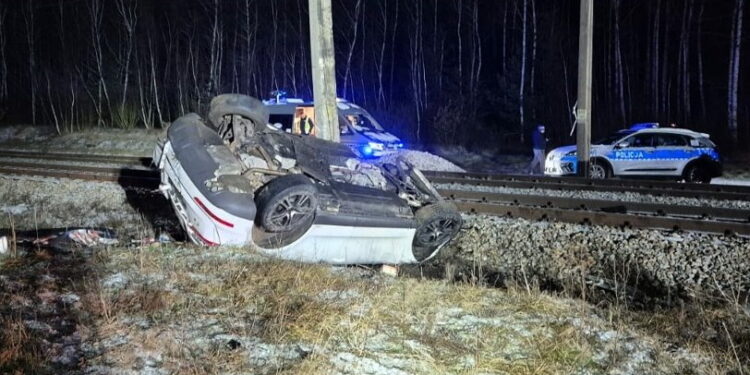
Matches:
[[308, 0, 340, 142], [576, 0, 593, 177]]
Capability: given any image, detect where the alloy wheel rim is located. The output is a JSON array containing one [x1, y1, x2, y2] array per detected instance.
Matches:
[[590, 164, 606, 179], [417, 218, 458, 246], [268, 193, 315, 229]]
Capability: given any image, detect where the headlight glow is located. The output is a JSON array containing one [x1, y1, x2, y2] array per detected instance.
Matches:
[[361, 145, 374, 157], [368, 142, 385, 151]]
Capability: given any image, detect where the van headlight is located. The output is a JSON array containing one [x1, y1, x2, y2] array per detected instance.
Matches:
[[368, 142, 385, 151], [566, 150, 577, 156]]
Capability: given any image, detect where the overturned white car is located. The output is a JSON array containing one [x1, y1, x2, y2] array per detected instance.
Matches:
[[153, 94, 462, 264]]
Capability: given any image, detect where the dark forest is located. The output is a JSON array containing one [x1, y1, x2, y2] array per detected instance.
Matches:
[[0, 0, 747, 152]]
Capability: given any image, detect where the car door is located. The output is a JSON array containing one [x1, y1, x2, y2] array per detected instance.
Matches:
[[611, 133, 657, 176], [651, 133, 691, 177]]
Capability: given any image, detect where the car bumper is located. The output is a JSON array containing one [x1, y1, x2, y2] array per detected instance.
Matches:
[[544, 155, 577, 176]]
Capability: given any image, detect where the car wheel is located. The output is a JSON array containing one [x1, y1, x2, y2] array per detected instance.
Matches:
[[255, 174, 318, 233], [412, 202, 463, 262], [589, 161, 610, 179], [684, 164, 711, 184], [208, 94, 270, 130]]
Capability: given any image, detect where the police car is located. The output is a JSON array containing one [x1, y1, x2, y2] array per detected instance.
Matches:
[[544, 123, 722, 183], [263, 95, 404, 158]]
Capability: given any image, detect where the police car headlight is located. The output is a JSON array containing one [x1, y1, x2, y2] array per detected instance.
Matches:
[[368, 142, 385, 151]]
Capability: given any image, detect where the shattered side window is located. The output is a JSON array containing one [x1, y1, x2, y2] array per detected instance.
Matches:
[[269, 114, 294, 133]]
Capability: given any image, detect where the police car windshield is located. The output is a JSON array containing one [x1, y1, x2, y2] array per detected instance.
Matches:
[[594, 130, 634, 145]]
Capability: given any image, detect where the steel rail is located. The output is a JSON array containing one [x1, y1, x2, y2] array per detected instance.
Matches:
[[439, 189, 750, 223], [427, 175, 750, 202], [0, 150, 151, 166], [0, 163, 159, 187], [424, 170, 750, 194]]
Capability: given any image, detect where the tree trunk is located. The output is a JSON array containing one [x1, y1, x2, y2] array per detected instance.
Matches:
[[116, 0, 137, 109], [613, 0, 626, 127], [696, 1, 706, 122], [728, 0, 744, 148], [0, 3, 7, 113], [24, 1, 36, 126], [652, 0, 661, 116], [519, 0, 528, 138]]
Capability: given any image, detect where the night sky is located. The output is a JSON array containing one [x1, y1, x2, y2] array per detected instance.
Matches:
[[0, 0, 746, 151]]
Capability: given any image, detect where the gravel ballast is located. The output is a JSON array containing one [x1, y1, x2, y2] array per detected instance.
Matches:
[[440, 214, 750, 298]]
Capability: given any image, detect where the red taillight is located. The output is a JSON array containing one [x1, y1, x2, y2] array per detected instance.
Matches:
[[190, 225, 219, 246]]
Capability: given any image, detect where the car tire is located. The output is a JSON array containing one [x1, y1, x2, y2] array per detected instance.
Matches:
[[255, 174, 318, 233], [412, 202, 463, 262], [684, 164, 712, 184], [208, 94, 270, 130], [589, 160, 611, 179]]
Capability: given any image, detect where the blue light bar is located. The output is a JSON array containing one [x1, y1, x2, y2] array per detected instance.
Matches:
[[629, 122, 659, 131]]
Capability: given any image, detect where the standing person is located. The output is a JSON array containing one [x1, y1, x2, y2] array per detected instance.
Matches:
[[300, 114, 316, 136], [528, 124, 548, 174]]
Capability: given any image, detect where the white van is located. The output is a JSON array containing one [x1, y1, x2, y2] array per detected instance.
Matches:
[[264, 97, 404, 158]]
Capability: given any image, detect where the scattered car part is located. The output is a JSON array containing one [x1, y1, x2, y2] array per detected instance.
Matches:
[[0, 228, 118, 252]]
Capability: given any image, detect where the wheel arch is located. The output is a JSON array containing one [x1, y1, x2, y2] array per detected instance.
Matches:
[[683, 155, 721, 178], [590, 156, 614, 174]]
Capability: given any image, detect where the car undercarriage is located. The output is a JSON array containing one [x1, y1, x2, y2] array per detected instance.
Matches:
[[154, 94, 462, 264]]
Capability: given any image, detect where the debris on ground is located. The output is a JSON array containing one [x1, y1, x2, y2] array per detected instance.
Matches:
[[0, 228, 118, 253]]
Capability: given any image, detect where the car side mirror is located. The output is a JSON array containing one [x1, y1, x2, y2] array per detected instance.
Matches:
[[615, 142, 629, 149]]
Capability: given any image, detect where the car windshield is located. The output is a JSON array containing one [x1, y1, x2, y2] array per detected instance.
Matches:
[[594, 130, 634, 145], [345, 112, 385, 132]]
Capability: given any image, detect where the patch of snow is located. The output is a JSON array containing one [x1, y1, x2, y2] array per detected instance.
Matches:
[[0, 203, 29, 215], [24, 320, 57, 335], [59, 293, 81, 305], [376, 150, 465, 173], [712, 177, 750, 186], [330, 352, 411, 375], [102, 273, 129, 290]]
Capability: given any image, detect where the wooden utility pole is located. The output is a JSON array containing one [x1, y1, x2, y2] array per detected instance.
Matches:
[[576, 0, 593, 177], [308, 0, 340, 142]]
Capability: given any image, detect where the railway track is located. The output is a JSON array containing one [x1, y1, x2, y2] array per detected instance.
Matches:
[[424, 171, 750, 201], [1, 152, 749, 236], [0, 149, 150, 166]]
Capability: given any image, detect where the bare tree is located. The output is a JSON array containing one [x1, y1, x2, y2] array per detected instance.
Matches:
[[456, 0, 463, 93], [529, 0, 537, 96], [340, 0, 363, 100], [696, 1, 706, 121], [0, 2, 7, 116], [613, 0, 626, 126], [243, 0, 259, 94], [89, 0, 112, 127], [678, 0, 694, 123], [209, 0, 223, 98], [519, 0, 528, 137], [115, 0, 138, 109], [651, 0, 661, 116], [408, 0, 426, 141], [728, 0, 744, 147], [24, 1, 36, 125], [375, 0, 389, 108]]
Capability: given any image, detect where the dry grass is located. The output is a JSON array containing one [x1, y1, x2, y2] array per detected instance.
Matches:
[[1, 234, 744, 374], [80, 244, 616, 374], [0, 316, 42, 374]]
